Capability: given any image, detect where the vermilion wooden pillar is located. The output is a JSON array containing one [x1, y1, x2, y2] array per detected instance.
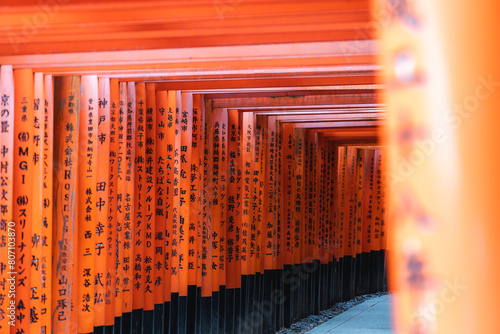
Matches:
[[42, 74, 54, 334], [78, 75, 98, 334], [180, 92, 194, 333], [31, 72, 43, 334], [0, 66, 13, 334], [122, 82, 136, 331], [378, 0, 500, 333], [106, 78, 120, 332], [96, 77, 110, 333], [192, 94, 204, 334], [132, 82, 146, 333], [144, 82, 157, 333], [210, 106, 223, 334], [12, 69, 34, 334], [154, 90, 168, 333], [281, 122, 294, 327], [201, 99, 214, 334], [294, 127, 306, 318], [361, 149, 374, 295], [218, 108, 228, 334], [115, 82, 127, 331], [53, 75, 79, 334], [226, 108, 240, 334]]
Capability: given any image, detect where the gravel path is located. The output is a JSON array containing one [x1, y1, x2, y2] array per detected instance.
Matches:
[[276, 292, 389, 334]]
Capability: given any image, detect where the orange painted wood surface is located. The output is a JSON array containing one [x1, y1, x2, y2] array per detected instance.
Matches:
[[0, 66, 14, 334], [41, 74, 54, 334], [155, 90, 168, 304], [106, 78, 120, 326], [52, 75, 80, 334], [144, 82, 156, 311], [201, 100, 213, 297], [133, 82, 146, 311], [77, 75, 98, 333], [95, 77, 110, 328], [30, 72, 43, 334]]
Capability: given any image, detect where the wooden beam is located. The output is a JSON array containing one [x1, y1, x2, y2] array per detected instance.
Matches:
[[211, 93, 381, 108], [0, 0, 373, 55], [0, 40, 376, 71], [185, 84, 381, 95], [239, 103, 384, 111], [253, 108, 384, 115], [150, 76, 380, 90], [276, 113, 383, 122], [204, 88, 381, 100], [294, 120, 383, 128]]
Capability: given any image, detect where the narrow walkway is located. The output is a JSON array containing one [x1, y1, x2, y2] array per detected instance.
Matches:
[[306, 295, 394, 334]]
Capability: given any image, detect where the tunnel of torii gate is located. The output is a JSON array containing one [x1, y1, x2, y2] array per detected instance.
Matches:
[[2, 1, 500, 334], [0, 70, 388, 333]]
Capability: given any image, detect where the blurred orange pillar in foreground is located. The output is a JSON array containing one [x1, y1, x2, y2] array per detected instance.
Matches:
[[378, 0, 500, 333]]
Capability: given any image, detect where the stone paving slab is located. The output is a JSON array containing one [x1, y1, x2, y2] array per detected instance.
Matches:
[[306, 295, 394, 334]]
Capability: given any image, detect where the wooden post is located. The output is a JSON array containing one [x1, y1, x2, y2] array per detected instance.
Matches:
[[52, 75, 79, 334], [192, 94, 204, 334], [211, 107, 223, 334], [29, 72, 43, 334], [115, 81, 127, 329], [294, 127, 306, 318], [122, 82, 136, 330], [180, 92, 195, 333], [226, 108, 240, 333], [77, 75, 98, 334], [41, 74, 54, 334], [132, 82, 146, 332], [361, 149, 374, 295], [0, 66, 13, 334], [354, 148, 365, 296], [12, 69, 34, 334], [106, 78, 119, 330], [201, 99, 214, 333], [218, 107, 228, 333], [143, 82, 156, 332], [95, 77, 111, 331], [155, 90, 168, 333]]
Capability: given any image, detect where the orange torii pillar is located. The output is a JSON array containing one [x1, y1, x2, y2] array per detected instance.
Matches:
[[325, 139, 335, 308], [294, 127, 307, 319], [218, 107, 228, 334], [0, 66, 14, 334], [379, 0, 500, 333], [281, 121, 295, 327], [144, 82, 157, 333], [154, 90, 169, 333], [226, 108, 241, 334], [192, 94, 205, 334], [77, 75, 98, 334], [53, 76, 80, 334], [318, 134, 330, 312], [262, 115, 278, 333], [201, 100, 214, 334], [257, 113, 269, 332], [42, 74, 54, 334], [31, 72, 43, 334], [360, 149, 374, 295], [96, 77, 110, 334], [12, 69, 35, 334], [132, 82, 146, 333], [106, 78, 120, 333]]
